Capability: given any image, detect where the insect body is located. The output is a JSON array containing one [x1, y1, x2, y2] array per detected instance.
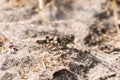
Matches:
[[36, 33, 75, 50]]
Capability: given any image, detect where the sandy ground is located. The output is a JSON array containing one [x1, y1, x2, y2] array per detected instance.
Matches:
[[0, 0, 120, 80]]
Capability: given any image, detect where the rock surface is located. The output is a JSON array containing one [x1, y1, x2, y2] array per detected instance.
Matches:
[[0, 0, 120, 80]]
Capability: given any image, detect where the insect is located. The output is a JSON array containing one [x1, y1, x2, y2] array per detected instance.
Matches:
[[36, 33, 75, 50], [9, 0, 53, 10]]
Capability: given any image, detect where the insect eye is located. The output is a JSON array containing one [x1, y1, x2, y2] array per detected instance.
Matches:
[[46, 36, 49, 39], [71, 35, 75, 39]]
